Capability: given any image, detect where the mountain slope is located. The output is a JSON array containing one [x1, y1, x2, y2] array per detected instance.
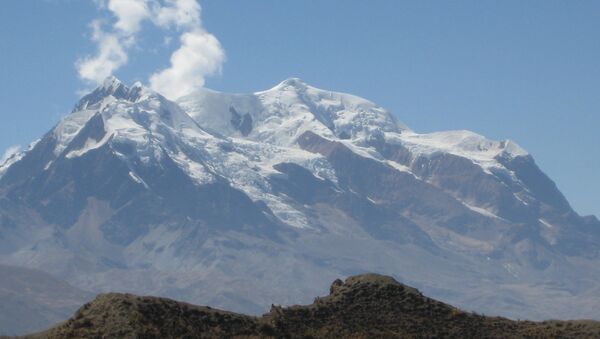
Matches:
[[0, 265, 92, 336], [0, 77, 599, 331], [30, 274, 600, 339]]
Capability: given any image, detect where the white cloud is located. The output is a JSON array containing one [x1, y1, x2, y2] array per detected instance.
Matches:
[[153, 0, 201, 29], [76, 0, 149, 84], [149, 28, 224, 99], [76, 20, 129, 84], [77, 0, 225, 99], [108, 0, 150, 34], [148, 0, 225, 99]]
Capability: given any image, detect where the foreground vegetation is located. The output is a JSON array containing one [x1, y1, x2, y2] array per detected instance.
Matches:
[[19, 274, 600, 338]]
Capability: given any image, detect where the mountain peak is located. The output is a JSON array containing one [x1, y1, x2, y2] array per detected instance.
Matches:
[[131, 81, 144, 89], [271, 77, 308, 91], [501, 139, 528, 157], [101, 75, 124, 92], [74, 77, 153, 112]]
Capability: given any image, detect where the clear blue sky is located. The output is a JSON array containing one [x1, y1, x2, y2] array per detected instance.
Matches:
[[0, 1, 598, 217]]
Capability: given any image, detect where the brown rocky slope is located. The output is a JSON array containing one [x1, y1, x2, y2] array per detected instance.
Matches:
[[23, 274, 600, 338]]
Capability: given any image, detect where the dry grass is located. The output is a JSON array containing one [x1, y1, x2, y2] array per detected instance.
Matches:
[[22, 274, 600, 339]]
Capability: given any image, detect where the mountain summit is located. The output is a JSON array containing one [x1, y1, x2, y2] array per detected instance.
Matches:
[[0, 77, 599, 334]]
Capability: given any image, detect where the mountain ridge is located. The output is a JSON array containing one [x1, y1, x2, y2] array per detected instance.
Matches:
[[25, 274, 600, 339]]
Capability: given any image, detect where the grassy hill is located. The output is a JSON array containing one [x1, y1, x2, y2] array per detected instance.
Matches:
[[24, 274, 600, 338]]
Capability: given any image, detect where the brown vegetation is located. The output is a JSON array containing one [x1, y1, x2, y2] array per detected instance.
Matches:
[[24, 274, 600, 338]]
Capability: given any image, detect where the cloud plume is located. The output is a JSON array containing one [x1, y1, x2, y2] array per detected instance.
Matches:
[[108, 0, 150, 34], [77, 0, 149, 84], [77, 0, 225, 99], [149, 1, 225, 99], [76, 19, 130, 84]]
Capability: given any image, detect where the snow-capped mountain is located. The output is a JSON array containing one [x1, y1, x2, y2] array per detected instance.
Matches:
[[1, 77, 599, 332]]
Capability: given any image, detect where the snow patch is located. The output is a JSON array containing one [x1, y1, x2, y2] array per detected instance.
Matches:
[[65, 133, 112, 159], [128, 171, 149, 189], [539, 219, 554, 229], [170, 151, 215, 185], [385, 130, 528, 174], [462, 202, 505, 221], [0, 145, 23, 178]]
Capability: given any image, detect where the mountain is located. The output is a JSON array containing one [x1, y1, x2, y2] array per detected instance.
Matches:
[[28, 274, 600, 339], [1, 76, 599, 333], [0, 265, 92, 336]]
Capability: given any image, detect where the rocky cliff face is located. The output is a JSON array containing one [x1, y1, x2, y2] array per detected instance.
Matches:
[[1, 77, 599, 335]]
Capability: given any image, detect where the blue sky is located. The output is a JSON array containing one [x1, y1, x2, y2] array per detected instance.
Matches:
[[0, 0, 598, 217]]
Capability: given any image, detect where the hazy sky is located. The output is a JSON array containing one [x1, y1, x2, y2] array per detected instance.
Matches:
[[0, 1, 598, 217]]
